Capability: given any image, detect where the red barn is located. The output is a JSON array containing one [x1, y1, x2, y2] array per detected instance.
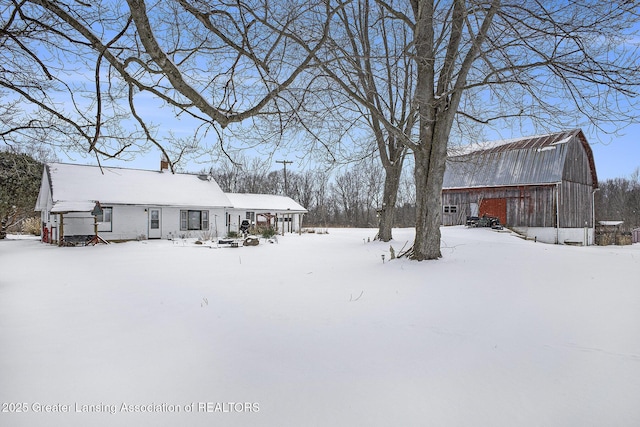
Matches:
[[442, 129, 598, 245]]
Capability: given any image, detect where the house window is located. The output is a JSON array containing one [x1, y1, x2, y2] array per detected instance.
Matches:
[[443, 205, 458, 214], [180, 210, 209, 231], [97, 207, 113, 232]]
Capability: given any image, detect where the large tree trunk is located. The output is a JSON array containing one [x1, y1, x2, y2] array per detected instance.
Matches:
[[411, 140, 447, 260], [376, 162, 402, 242], [406, 0, 497, 260]]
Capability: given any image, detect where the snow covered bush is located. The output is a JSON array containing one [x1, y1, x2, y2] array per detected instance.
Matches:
[[22, 217, 41, 236], [259, 227, 276, 239]]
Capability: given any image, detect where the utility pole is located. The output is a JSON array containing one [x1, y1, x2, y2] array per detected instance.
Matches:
[[276, 160, 293, 195]]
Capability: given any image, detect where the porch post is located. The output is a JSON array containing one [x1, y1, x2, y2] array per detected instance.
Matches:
[[298, 213, 304, 235], [58, 213, 64, 247]]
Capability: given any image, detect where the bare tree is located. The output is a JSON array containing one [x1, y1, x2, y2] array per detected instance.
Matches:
[[304, 0, 416, 241], [304, 169, 332, 226], [1, 1, 144, 160], [208, 154, 273, 193], [398, 0, 640, 260], [4, 0, 640, 260], [1, 0, 339, 169], [293, 0, 639, 259], [331, 168, 362, 226], [596, 171, 640, 230]]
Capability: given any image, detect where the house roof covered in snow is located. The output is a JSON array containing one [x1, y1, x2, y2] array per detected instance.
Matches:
[[38, 163, 232, 212], [225, 193, 307, 213], [443, 129, 598, 189]]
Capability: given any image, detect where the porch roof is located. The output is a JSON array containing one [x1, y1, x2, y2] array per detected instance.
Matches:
[[225, 193, 307, 213]]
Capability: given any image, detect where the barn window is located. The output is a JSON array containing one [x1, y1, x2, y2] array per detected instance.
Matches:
[[443, 205, 458, 214], [180, 210, 209, 230]]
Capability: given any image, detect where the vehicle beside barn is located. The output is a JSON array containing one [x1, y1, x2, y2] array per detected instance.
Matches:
[[442, 129, 598, 245]]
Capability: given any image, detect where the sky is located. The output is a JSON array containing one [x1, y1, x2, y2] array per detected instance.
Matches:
[[4, 5, 640, 183], [76, 122, 640, 182], [588, 127, 640, 181], [2, 0, 640, 186]]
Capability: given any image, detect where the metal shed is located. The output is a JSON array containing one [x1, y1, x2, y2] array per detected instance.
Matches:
[[442, 129, 598, 245]]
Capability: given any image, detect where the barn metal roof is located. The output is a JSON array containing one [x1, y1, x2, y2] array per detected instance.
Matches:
[[443, 129, 598, 189]]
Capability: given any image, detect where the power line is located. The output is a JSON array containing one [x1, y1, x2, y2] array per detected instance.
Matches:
[[276, 160, 293, 195]]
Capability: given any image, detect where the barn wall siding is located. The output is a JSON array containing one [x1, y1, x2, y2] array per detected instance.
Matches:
[[442, 185, 556, 227], [562, 136, 594, 186], [559, 181, 594, 227]]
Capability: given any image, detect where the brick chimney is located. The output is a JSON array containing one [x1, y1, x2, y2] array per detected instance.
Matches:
[[160, 154, 169, 172]]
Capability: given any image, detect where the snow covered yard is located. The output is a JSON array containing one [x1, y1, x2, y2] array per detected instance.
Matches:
[[1, 227, 639, 426]]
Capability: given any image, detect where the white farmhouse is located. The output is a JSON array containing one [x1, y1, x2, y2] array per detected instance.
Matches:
[[35, 162, 307, 245], [35, 163, 231, 243]]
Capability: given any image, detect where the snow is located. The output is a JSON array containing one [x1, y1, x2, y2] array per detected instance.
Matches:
[[448, 132, 571, 157], [448, 136, 530, 156], [551, 136, 571, 146], [44, 163, 232, 209], [1, 227, 639, 426], [225, 193, 307, 212], [50, 201, 98, 213], [599, 220, 624, 226]]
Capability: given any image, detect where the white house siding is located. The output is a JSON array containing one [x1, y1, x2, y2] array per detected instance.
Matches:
[[35, 163, 234, 244], [160, 206, 226, 240], [96, 206, 227, 241], [98, 205, 148, 241]]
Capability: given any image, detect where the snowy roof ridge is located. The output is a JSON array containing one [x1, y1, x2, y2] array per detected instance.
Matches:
[[225, 192, 307, 212], [448, 129, 580, 157], [46, 162, 232, 209]]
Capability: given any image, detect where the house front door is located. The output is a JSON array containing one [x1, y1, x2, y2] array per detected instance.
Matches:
[[148, 208, 162, 239]]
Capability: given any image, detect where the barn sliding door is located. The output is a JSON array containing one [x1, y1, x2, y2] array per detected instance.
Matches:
[[479, 198, 507, 225]]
